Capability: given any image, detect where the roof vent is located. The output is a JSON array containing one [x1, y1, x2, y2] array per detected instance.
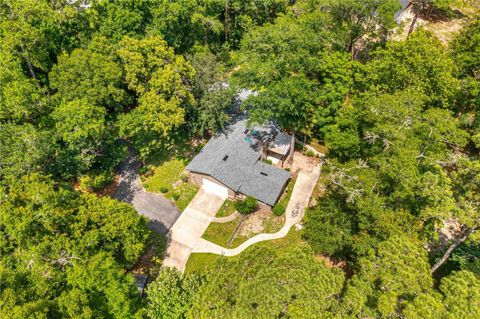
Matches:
[[260, 172, 268, 176], [223, 155, 229, 161]]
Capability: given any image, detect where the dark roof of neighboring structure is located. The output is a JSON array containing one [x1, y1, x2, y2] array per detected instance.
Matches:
[[186, 117, 291, 206], [269, 131, 291, 156]]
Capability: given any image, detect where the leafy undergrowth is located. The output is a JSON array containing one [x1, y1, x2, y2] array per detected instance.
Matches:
[[130, 231, 167, 277]]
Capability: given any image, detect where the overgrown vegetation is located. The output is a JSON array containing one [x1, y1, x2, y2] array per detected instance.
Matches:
[[234, 196, 257, 215]]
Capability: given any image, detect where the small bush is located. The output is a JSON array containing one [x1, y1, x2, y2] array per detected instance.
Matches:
[[159, 186, 169, 193], [235, 196, 257, 215], [79, 170, 115, 192], [139, 166, 148, 174], [263, 159, 273, 165], [181, 174, 189, 182], [171, 193, 180, 201], [306, 149, 315, 157], [272, 203, 286, 216]]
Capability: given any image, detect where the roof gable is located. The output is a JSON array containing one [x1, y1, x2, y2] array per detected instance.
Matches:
[[186, 118, 291, 206]]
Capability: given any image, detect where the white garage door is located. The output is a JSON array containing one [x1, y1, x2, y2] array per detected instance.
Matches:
[[203, 178, 229, 197]]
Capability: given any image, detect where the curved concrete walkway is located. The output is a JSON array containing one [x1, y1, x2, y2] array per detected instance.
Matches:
[[211, 212, 240, 223], [192, 161, 321, 256]]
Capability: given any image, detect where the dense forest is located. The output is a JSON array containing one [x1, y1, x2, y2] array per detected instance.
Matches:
[[1, 0, 479, 318]]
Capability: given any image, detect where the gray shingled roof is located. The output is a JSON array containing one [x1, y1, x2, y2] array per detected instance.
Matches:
[[186, 118, 291, 206], [270, 131, 291, 156]]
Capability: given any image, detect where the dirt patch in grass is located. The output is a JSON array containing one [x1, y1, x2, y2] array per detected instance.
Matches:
[[229, 208, 285, 248], [424, 17, 467, 44], [95, 175, 120, 197], [238, 206, 284, 236], [392, 1, 479, 44]]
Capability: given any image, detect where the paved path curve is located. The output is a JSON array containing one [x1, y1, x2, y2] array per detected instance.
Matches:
[[192, 161, 322, 256], [113, 145, 181, 235], [211, 212, 240, 223]]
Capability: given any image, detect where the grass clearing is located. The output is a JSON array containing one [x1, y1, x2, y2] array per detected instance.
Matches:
[[307, 137, 329, 154], [262, 214, 285, 233], [186, 228, 306, 273], [184, 253, 223, 274], [143, 158, 188, 193], [202, 219, 240, 247], [277, 176, 296, 210], [142, 151, 200, 212], [174, 182, 199, 211], [215, 200, 237, 217]]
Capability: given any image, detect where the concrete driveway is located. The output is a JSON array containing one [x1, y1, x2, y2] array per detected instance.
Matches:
[[114, 149, 181, 235], [163, 187, 226, 271]]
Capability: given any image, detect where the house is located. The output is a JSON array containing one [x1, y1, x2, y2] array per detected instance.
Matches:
[[186, 117, 291, 207], [265, 131, 292, 165]]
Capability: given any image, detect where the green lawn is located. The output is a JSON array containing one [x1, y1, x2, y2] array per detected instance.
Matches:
[[174, 183, 199, 211], [142, 157, 199, 212], [202, 218, 240, 247], [143, 158, 188, 193], [185, 228, 306, 273], [184, 253, 223, 274], [215, 200, 237, 217], [277, 176, 296, 212], [202, 177, 295, 248]]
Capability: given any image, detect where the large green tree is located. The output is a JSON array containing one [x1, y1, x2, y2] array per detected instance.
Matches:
[[189, 246, 345, 318], [51, 98, 111, 176], [0, 0, 60, 86], [341, 235, 433, 318], [0, 123, 53, 179], [451, 18, 480, 147], [315, 0, 401, 56], [0, 174, 149, 318], [362, 30, 459, 108], [146, 268, 205, 319], [49, 36, 127, 111], [117, 36, 195, 158]]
